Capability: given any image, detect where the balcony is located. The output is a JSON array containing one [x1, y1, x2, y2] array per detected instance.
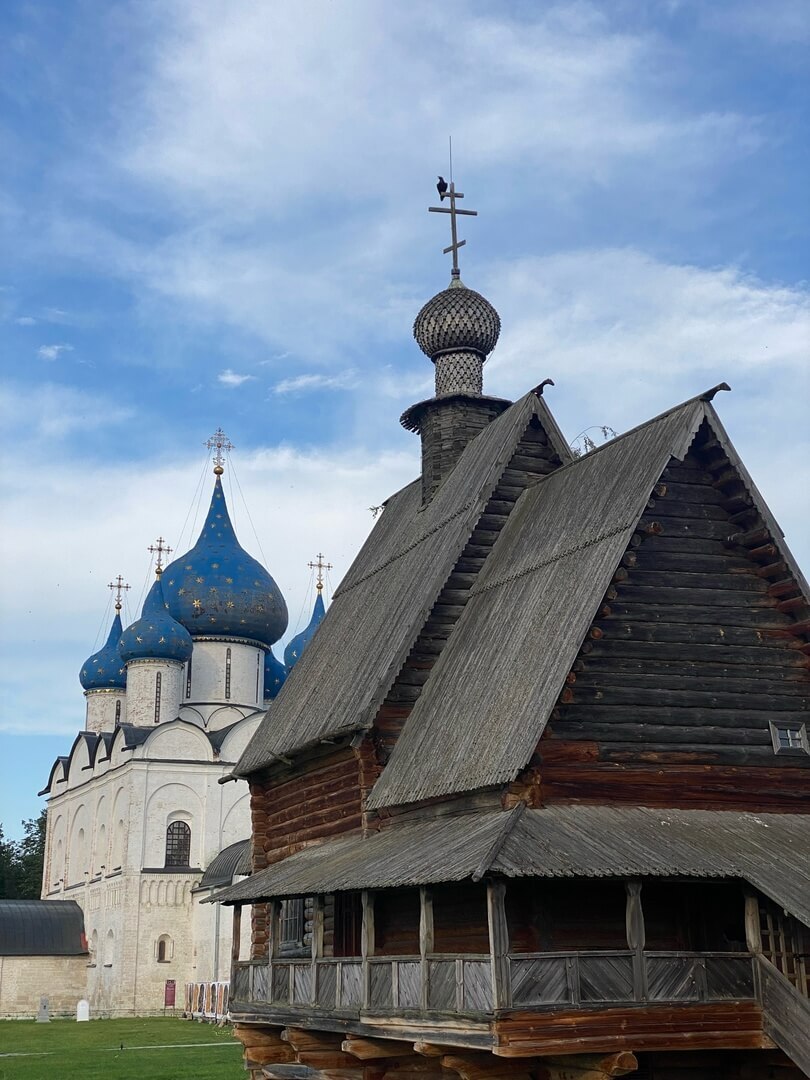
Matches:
[[231, 948, 755, 1018]]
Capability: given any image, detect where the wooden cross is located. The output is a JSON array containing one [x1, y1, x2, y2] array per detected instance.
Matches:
[[206, 427, 234, 475], [308, 553, 333, 593], [108, 575, 131, 612], [428, 181, 478, 277], [148, 537, 173, 576]]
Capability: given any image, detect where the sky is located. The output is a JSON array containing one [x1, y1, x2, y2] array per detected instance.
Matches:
[[1, 0, 808, 840]]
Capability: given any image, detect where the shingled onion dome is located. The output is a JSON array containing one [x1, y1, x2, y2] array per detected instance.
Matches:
[[283, 592, 325, 671], [119, 577, 193, 664], [79, 612, 127, 690], [161, 476, 288, 648], [413, 276, 501, 397], [263, 649, 287, 701]]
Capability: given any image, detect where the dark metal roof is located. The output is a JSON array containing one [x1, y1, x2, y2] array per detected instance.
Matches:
[[0, 900, 87, 956], [198, 838, 252, 889], [368, 397, 708, 809], [233, 393, 572, 778], [208, 806, 810, 928]]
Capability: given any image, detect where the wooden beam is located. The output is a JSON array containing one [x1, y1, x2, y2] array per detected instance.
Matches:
[[361, 890, 375, 1009], [269, 898, 281, 960], [624, 882, 646, 1002], [419, 887, 433, 1012], [744, 891, 762, 954], [487, 880, 510, 1010], [543, 1053, 638, 1076], [311, 894, 324, 1006], [231, 903, 242, 969], [341, 1037, 415, 1060]]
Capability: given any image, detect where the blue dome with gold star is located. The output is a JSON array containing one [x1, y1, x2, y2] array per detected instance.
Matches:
[[80, 612, 127, 690], [263, 649, 287, 701], [284, 592, 325, 670], [120, 578, 193, 663], [161, 476, 288, 648]]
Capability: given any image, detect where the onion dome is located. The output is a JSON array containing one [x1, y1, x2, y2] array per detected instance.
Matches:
[[413, 277, 500, 362], [263, 649, 287, 702], [80, 612, 127, 690], [284, 592, 325, 670], [161, 476, 288, 648], [119, 577, 193, 663]]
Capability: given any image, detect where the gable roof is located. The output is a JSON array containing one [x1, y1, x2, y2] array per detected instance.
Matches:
[[233, 392, 571, 778], [209, 805, 810, 930], [368, 389, 810, 810]]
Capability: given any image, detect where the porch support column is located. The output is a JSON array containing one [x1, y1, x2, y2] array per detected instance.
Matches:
[[625, 881, 647, 1001], [744, 890, 762, 954], [487, 879, 510, 1009], [361, 890, 375, 1008], [311, 894, 324, 1005], [419, 886, 434, 1011], [231, 903, 242, 974]]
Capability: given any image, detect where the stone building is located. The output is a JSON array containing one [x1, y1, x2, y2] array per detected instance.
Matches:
[[0, 899, 88, 1018]]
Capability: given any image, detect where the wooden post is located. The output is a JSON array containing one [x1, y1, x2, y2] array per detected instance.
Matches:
[[625, 881, 647, 1002], [311, 894, 324, 1005], [361, 890, 374, 1008], [419, 886, 433, 1011], [268, 899, 281, 958], [744, 891, 762, 954], [486, 879, 510, 1009], [231, 903, 242, 976]]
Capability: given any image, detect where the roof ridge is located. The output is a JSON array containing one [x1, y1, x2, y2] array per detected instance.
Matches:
[[471, 803, 526, 881]]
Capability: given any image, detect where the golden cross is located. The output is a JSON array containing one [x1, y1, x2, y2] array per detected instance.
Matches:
[[308, 553, 333, 593], [206, 427, 235, 476], [428, 181, 478, 278], [108, 575, 131, 612], [148, 537, 173, 576]]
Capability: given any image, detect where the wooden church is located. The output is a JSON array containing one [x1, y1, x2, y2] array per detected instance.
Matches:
[[212, 185, 810, 1080]]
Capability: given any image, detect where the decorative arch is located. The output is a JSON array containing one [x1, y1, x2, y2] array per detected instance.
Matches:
[[156, 934, 174, 963]]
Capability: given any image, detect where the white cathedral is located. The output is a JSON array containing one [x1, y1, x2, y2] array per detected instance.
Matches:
[[38, 443, 325, 1016]]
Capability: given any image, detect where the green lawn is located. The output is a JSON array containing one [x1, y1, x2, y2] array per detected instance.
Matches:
[[0, 1017, 245, 1080]]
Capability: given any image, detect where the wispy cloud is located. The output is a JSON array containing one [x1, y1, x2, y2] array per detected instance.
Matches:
[[217, 368, 257, 387], [37, 343, 74, 361], [273, 370, 359, 396], [15, 316, 36, 326]]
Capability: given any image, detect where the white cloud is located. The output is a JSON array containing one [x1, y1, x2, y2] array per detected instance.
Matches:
[[217, 368, 256, 387], [15, 315, 36, 326], [37, 343, 74, 361], [273, 370, 359, 396]]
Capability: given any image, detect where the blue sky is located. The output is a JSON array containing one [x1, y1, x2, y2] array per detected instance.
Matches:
[[1, 0, 808, 840]]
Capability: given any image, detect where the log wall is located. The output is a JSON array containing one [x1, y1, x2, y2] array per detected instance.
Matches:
[[531, 431, 810, 811]]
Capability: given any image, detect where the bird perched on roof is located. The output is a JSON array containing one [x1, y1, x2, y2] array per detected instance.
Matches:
[[437, 176, 448, 201]]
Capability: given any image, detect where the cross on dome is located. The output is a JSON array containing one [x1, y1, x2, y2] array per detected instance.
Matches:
[[107, 574, 131, 612], [206, 427, 234, 475], [148, 537, 173, 577], [308, 553, 333, 594], [428, 180, 478, 278]]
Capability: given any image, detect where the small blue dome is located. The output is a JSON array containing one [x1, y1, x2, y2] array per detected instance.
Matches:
[[162, 476, 288, 648], [80, 612, 127, 690], [120, 578, 193, 663], [284, 592, 325, 670], [263, 649, 287, 701]]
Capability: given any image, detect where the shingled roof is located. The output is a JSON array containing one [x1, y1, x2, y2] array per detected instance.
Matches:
[[367, 392, 810, 809], [233, 392, 571, 777]]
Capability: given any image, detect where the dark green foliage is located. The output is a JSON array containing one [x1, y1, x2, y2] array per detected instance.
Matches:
[[0, 811, 47, 899]]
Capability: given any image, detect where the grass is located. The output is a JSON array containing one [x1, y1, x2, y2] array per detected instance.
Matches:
[[0, 1017, 245, 1080]]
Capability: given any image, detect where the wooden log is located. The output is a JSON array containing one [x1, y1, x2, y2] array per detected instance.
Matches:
[[577, 655, 809, 679], [756, 561, 788, 579], [788, 619, 810, 636], [748, 542, 778, 560], [592, 619, 804, 649], [603, 603, 789, 627], [341, 1038, 414, 1060], [412, 1044, 446, 1057], [543, 1053, 638, 1077], [563, 683, 807, 711], [726, 526, 770, 548], [282, 1029, 345, 1053], [441, 1053, 532, 1080]]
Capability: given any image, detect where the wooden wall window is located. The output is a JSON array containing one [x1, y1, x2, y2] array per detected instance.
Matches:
[[375, 888, 420, 955], [333, 892, 363, 957], [643, 882, 746, 952], [770, 720, 809, 756], [164, 821, 191, 867], [278, 898, 306, 956], [433, 883, 489, 954]]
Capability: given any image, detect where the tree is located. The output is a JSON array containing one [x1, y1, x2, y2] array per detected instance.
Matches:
[[0, 822, 17, 899], [0, 811, 47, 900]]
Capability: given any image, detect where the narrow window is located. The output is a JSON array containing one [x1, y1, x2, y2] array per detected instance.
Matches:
[[279, 898, 305, 955], [256, 652, 261, 701], [157, 935, 172, 962], [225, 648, 232, 700], [114, 699, 121, 724], [334, 892, 363, 957], [154, 671, 162, 724], [770, 721, 809, 756], [186, 656, 193, 699], [164, 821, 191, 867]]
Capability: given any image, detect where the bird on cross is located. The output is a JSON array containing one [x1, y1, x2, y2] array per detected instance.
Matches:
[[436, 176, 448, 201]]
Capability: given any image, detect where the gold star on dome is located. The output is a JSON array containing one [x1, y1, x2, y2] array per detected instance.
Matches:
[[196, 577, 204, 584], [225, 577, 233, 584], [211, 562, 219, 568], [135, 636, 143, 643], [226, 600, 234, 609], [192, 599, 201, 610], [158, 636, 166, 644], [209, 586, 217, 594], [178, 588, 186, 595], [209, 616, 216, 623], [97, 667, 105, 675], [185, 564, 193, 571], [167, 579, 174, 586]]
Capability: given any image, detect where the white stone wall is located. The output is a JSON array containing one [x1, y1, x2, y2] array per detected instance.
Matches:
[[185, 640, 264, 717], [0, 955, 89, 1019], [125, 659, 185, 726], [85, 689, 127, 733]]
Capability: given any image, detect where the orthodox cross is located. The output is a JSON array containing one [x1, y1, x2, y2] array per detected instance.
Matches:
[[308, 553, 333, 593], [108, 575, 131, 612], [206, 427, 234, 476], [428, 181, 478, 278], [148, 537, 173, 577]]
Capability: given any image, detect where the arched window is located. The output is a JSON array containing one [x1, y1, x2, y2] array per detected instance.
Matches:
[[154, 671, 162, 724], [164, 821, 191, 867], [104, 929, 115, 967], [156, 934, 173, 963], [114, 698, 121, 723]]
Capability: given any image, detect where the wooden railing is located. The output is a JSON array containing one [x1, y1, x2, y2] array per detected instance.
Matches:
[[231, 950, 754, 1016]]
